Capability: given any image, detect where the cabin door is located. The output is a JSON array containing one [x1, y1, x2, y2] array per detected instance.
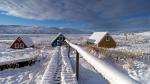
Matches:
[[57, 40, 61, 46]]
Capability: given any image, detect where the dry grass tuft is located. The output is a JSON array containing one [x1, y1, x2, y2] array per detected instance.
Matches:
[[81, 43, 146, 69]]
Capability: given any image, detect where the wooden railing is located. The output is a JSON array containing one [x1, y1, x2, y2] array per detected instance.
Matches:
[[66, 40, 140, 84], [67, 44, 79, 81]]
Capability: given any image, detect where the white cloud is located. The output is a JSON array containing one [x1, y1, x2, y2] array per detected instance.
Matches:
[[0, 0, 150, 30]]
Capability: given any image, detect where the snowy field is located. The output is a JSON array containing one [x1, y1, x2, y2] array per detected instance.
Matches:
[[0, 32, 149, 84], [113, 32, 150, 84], [84, 31, 150, 84], [0, 34, 55, 84], [0, 34, 88, 84]]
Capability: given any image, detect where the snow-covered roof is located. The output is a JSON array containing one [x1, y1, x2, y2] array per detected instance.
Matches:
[[17, 36, 34, 47], [88, 32, 108, 44]]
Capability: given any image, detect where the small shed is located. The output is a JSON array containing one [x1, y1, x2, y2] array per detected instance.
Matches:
[[10, 36, 34, 49], [87, 32, 116, 48], [51, 33, 66, 47]]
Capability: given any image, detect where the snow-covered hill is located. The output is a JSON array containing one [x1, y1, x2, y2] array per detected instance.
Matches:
[[0, 25, 91, 34]]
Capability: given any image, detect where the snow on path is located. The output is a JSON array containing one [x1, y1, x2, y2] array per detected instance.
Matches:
[[40, 47, 60, 84], [41, 46, 78, 84], [61, 47, 78, 84]]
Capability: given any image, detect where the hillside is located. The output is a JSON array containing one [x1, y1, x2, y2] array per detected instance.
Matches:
[[0, 25, 91, 34]]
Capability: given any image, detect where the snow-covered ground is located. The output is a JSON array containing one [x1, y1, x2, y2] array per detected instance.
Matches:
[[127, 60, 150, 84], [70, 53, 108, 84], [0, 34, 87, 84], [66, 40, 138, 84], [111, 31, 150, 84], [0, 48, 36, 64], [0, 32, 149, 84], [0, 34, 55, 84], [0, 48, 54, 84]]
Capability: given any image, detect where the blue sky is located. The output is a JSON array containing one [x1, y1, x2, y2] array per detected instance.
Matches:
[[0, 0, 150, 31], [0, 13, 85, 29]]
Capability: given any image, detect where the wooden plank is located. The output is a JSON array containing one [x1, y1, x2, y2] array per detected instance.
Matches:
[[0, 58, 37, 71]]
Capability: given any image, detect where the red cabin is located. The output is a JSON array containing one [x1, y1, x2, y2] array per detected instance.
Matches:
[[10, 36, 34, 49]]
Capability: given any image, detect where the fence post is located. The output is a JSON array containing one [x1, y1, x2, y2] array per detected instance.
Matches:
[[68, 45, 70, 58], [76, 50, 79, 80]]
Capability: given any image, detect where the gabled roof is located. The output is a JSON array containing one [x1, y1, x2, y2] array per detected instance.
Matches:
[[88, 32, 108, 44], [17, 36, 34, 47], [51, 33, 65, 43]]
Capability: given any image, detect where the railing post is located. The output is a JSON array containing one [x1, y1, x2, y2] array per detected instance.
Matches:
[[68, 45, 70, 58], [76, 50, 79, 80]]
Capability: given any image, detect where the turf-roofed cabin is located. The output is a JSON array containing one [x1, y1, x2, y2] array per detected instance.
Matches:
[[51, 33, 66, 47], [10, 36, 34, 49], [87, 32, 116, 48]]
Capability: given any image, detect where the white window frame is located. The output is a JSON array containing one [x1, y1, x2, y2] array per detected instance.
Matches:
[[20, 43, 24, 48], [106, 35, 110, 41], [15, 43, 19, 48], [57, 40, 59, 46], [59, 36, 63, 41], [61, 36, 63, 40]]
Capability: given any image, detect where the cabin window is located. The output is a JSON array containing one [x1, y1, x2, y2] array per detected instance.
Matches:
[[20, 43, 24, 48], [61, 36, 64, 40], [59, 36, 63, 41], [57, 40, 59, 46], [15, 43, 19, 48], [59, 37, 61, 40], [106, 35, 110, 41]]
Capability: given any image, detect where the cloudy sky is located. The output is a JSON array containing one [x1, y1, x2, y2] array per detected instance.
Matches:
[[0, 0, 150, 31]]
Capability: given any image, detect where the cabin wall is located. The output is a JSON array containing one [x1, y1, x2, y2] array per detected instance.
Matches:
[[51, 35, 66, 47], [10, 40, 28, 49], [51, 40, 57, 47], [97, 36, 116, 48]]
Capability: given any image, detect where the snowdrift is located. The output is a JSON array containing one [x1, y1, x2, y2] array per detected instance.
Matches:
[[0, 48, 37, 70]]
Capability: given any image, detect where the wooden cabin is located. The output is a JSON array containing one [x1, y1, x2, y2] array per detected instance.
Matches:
[[51, 33, 66, 47], [87, 32, 116, 48], [10, 36, 34, 49]]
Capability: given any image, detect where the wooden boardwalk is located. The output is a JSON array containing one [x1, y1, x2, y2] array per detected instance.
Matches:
[[40, 47, 77, 84]]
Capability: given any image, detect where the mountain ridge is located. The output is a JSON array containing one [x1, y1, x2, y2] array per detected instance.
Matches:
[[0, 25, 91, 34]]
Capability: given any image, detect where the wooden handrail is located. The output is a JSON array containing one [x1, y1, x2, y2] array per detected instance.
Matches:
[[65, 40, 140, 84]]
